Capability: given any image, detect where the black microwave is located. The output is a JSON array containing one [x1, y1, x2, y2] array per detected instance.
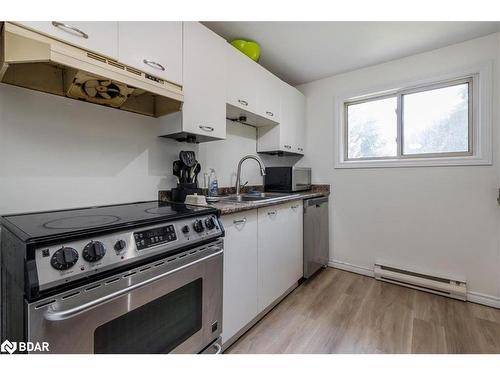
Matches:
[[264, 167, 312, 192]]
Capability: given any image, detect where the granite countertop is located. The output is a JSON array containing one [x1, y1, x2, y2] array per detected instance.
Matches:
[[159, 185, 330, 216], [208, 189, 329, 215]]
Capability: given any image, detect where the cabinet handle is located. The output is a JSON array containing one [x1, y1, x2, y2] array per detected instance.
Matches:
[[284, 145, 292, 149], [233, 218, 247, 224], [291, 204, 300, 209], [52, 22, 89, 39], [267, 211, 277, 216], [238, 99, 248, 106], [199, 125, 214, 132], [266, 111, 274, 117], [143, 59, 166, 71], [212, 342, 222, 354]]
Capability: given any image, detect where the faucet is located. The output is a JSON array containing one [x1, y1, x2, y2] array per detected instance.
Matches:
[[235, 155, 266, 196]]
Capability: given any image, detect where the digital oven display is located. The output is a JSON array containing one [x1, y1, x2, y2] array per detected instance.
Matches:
[[134, 225, 177, 250]]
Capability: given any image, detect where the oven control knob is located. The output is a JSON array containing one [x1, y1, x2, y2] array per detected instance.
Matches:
[[205, 217, 216, 230], [193, 220, 204, 233], [182, 225, 190, 234], [114, 240, 126, 252], [83, 241, 106, 262], [51, 247, 79, 270]]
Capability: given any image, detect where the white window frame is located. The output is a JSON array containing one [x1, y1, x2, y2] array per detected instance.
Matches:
[[335, 62, 492, 169]]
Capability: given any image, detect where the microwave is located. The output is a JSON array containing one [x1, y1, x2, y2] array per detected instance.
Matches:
[[264, 167, 312, 192]]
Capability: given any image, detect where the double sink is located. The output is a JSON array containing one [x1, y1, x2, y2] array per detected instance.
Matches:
[[222, 192, 300, 204]]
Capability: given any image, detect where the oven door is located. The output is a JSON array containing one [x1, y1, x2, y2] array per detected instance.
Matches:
[[27, 241, 223, 354]]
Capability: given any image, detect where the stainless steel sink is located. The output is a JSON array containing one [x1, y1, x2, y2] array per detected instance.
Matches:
[[222, 192, 300, 203]]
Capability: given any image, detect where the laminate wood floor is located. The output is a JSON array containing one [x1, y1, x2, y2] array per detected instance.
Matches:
[[226, 268, 500, 354]]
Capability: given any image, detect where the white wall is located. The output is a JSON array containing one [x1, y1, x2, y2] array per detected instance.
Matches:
[[0, 84, 196, 214], [0, 87, 291, 216], [198, 121, 261, 188], [297, 33, 500, 304]]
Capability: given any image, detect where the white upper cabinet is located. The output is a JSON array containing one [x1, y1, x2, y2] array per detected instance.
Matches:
[[288, 85, 306, 154], [15, 21, 119, 59], [226, 45, 281, 127], [181, 22, 226, 140], [256, 67, 282, 123], [118, 22, 182, 85], [226, 44, 258, 114], [257, 83, 306, 155], [158, 22, 226, 142]]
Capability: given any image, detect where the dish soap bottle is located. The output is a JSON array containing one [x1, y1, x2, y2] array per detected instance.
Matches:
[[208, 168, 218, 197]]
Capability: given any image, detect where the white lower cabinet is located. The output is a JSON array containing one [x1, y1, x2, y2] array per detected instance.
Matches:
[[257, 201, 303, 312], [221, 201, 304, 345], [221, 211, 258, 344]]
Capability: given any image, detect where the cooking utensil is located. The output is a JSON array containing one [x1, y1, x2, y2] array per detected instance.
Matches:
[[189, 161, 200, 183], [179, 151, 196, 168], [193, 163, 201, 184], [173, 160, 182, 184], [181, 165, 190, 184]]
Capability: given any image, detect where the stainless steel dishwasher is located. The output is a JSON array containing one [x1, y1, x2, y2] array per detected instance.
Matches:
[[303, 196, 329, 278]]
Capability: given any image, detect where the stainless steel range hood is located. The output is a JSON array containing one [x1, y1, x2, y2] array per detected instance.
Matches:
[[0, 22, 183, 117]]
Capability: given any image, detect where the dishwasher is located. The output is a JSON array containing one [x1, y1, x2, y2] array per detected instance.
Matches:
[[303, 196, 329, 278]]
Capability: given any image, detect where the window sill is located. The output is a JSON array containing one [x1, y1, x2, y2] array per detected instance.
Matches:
[[335, 155, 492, 169]]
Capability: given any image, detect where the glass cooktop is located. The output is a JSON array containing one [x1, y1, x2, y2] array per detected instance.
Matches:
[[1, 201, 216, 240]]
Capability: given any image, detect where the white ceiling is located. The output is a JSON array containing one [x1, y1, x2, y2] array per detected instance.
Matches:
[[203, 22, 500, 86]]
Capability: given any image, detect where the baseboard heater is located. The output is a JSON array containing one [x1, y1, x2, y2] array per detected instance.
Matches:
[[374, 264, 467, 301]]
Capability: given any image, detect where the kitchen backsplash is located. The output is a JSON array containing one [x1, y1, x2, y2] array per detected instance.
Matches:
[[0, 87, 303, 215], [0, 84, 196, 214]]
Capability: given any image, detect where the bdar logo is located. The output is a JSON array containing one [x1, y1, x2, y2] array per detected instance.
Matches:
[[1, 340, 17, 354]]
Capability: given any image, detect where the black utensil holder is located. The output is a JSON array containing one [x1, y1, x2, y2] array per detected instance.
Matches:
[[171, 183, 201, 203]]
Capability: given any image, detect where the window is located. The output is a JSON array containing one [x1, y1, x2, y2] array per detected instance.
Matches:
[[345, 78, 472, 162], [402, 82, 470, 156], [346, 96, 397, 159]]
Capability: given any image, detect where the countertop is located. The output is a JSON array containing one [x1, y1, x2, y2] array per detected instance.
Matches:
[[159, 184, 330, 215], [207, 189, 329, 215]]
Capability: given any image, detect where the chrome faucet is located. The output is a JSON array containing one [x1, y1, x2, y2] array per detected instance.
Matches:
[[235, 155, 266, 196]]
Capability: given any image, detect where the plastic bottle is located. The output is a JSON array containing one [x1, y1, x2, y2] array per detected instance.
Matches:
[[208, 168, 218, 197]]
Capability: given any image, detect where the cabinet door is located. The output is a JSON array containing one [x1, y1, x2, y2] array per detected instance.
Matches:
[[279, 83, 297, 153], [286, 201, 304, 282], [221, 211, 258, 344], [257, 201, 303, 312], [257, 82, 306, 154], [118, 22, 182, 85], [226, 45, 258, 113], [292, 89, 306, 155], [182, 22, 226, 140], [256, 67, 281, 123], [16, 21, 118, 59]]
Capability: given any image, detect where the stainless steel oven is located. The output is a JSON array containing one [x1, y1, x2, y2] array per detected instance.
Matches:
[[27, 239, 223, 354]]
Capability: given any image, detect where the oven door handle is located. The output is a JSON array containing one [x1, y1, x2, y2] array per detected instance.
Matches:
[[43, 249, 223, 322]]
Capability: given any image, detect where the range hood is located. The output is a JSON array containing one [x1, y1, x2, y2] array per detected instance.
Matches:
[[0, 22, 183, 117]]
